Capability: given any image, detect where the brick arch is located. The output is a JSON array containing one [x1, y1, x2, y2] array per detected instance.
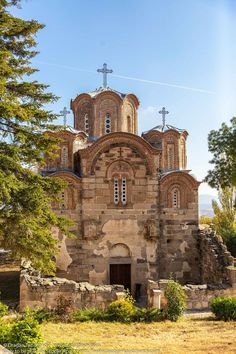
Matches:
[[106, 159, 135, 179], [49, 172, 81, 210], [71, 93, 93, 110], [49, 171, 81, 184], [110, 243, 131, 258], [125, 94, 140, 109], [142, 130, 162, 148], [79, 132, 159, 176], [94, 90, 123, 105], [160, 172, 200, 208]]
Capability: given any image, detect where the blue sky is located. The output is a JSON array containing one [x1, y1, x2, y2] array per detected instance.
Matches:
[[11, 0, 236, 195]]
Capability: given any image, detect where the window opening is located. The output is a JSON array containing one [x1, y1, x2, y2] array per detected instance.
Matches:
[[105, 113, 111, 134], [84, 114, 89, 133]]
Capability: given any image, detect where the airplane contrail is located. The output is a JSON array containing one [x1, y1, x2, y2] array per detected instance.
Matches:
[[35, 60, 216, 95]]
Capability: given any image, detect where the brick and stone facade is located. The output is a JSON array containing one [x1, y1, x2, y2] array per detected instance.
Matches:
[[40, 86, 205, 299]]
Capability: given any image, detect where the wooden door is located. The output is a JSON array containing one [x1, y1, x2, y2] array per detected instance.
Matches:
[[110, 264, 131, 291]]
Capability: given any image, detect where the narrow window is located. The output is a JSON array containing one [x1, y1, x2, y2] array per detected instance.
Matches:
[[121, 177, 127, 205], [84, 113, 89, 133], [114, 177, 119, 205], [172, 189, 179, 208], [61, 191, 66, 209], [61, 146, 68, 168], [105, 113, 111, 134], [127, 115, 132, 132], [167, 144, 174, 169]]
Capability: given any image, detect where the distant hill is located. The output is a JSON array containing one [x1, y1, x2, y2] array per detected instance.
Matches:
[[199, 194, 218, 217]]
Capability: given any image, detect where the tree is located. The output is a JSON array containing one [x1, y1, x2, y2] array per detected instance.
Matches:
[[0, 0, 71, 273], [211, 188, 236, 257], [199, 215, 213, 225], [205, 117, 236, 190]]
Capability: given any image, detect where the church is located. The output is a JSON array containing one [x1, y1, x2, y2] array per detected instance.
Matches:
[[42, 64, 201, 298]]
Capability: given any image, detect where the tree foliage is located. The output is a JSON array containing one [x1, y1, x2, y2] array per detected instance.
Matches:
[[205, 117, 236, 189], [211, 188, 236, 257], [0, 0, 71, 273]]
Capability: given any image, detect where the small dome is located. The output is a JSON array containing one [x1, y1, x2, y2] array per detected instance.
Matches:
[[143, 123, 186, 135], [87, 87, 126, 99]]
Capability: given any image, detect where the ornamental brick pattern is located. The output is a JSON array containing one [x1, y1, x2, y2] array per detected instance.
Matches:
[[40, 87, 204, 298]]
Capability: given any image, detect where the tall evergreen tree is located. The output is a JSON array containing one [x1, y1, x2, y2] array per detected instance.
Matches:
[[0, 0, 71, 273]]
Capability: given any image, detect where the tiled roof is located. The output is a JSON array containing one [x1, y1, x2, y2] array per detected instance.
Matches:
[[87, 87, 126, 99]]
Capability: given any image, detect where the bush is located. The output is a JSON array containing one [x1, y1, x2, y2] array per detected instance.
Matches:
[[107, 299, 134, 322], [45, 344, 77, 354], [132, 307, 164, 322], [164, 280, 186, 321], [0, 323, 11, 344], [210, 296, 236, 321], [71, 308, 107, 322], [5, 315, 42, 353], [0, 302, 8, 318], [22, 307, 58, 324]]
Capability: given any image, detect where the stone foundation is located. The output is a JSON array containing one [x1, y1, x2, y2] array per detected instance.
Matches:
[[147, 278, 236, 310], [19, 267, 124, 311], [199, 227, 234, 284]]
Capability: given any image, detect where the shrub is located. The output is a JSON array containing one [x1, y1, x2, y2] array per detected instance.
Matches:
[[5, 315, 42, 353], [0, 323, 12, 344], [124, 289, 135, 305], [164, 280, 186, 321], [22, 307, 58, 324], [0, 302, 8, 318], [107, 299, 134, 322], [210, 296, 236, 321], [71, 308, 107, 322], [45, 344, 77, 354], [132, 307, 164, 322]]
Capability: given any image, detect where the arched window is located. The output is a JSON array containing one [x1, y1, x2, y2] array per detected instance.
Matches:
[[105, 113, 111, 134], [172, 189, 180, 208], [60, 191, 66, 209], [114, 177, 119, 205], [84, 113, 89, 133], [127, 116, 132, 132], [113, 177, 127, 206], [181, 141, 185, 169], [167, 144, 174, 169], [121, 177, 127, 205], [61, 146, 68, 168]]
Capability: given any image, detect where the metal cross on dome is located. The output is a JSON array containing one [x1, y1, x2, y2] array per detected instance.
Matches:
[[97, 63, 113, 88], [159, 107, 169, 126], [60, 107, 70, 127]]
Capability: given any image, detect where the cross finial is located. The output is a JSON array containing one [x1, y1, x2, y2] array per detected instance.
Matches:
[[97, 63, 113, 88], [158, 107, 169, 126], [60, 107, 70, 127]]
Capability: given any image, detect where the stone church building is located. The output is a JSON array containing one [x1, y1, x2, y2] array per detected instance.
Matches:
[[42, 66, 201, 298]]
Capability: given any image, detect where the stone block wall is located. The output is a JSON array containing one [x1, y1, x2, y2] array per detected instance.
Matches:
[[159, 207, 200, 284], [184, 283, 236, 309], [199, 227, 234, 284], [60, 140, 161, 298], [19, 268, 124, 311], [148, 279, 236, 310]]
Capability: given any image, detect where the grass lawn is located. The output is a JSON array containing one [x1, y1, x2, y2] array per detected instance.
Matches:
[[42, 315, 236, 354]]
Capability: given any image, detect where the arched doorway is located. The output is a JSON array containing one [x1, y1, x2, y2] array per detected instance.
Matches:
[[109, 243, 131, 291]]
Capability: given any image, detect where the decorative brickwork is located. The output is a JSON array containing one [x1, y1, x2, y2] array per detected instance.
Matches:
[[29, 85, 236, 309]]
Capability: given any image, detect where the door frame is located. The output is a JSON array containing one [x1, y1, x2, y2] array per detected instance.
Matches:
[[109, 262, 131, 292]]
